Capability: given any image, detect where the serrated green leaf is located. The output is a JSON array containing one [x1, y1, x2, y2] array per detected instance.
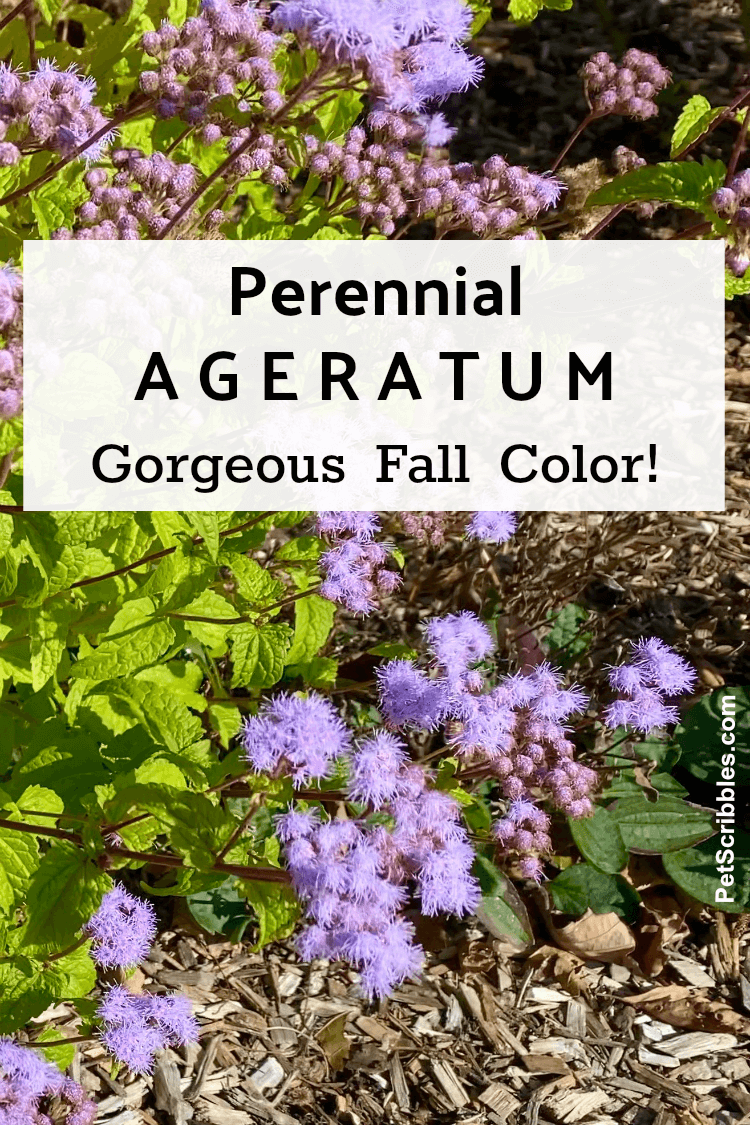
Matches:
[[24, 844, 112, 949], [185, 512, 220, 561], [29, 600, 78, 691], [230, 623, 292, 688], [224, 552, 283, 605], [588, 159, 726, 210], [671, 96, 726, 158], [239, 879, 300, 950], [725, 267, 750, 299], [209, 701, 243, 749], [286, 594, 335, 665], [0, 826, 39, 916], [72, 597, 175, 680]]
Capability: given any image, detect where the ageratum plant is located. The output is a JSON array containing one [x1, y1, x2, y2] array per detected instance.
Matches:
[[0, 0, 748, 1115]]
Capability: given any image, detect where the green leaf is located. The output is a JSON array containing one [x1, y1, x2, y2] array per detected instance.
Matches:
[[29, 600, 78, 691], [726, 268, 750, 299], [675, 687, 750, 789], [239, 879, 300, 950], [368, 641, 419, 661], [549, 864, 640, 920], [187, 878, 252, 941], [569, 807, 628, 874], [545, 603, 592, 664], [105, 784, 230, 869], [0, 825, 39, 916], [285, 656, 338, 688], [24, 844, 112, 950], [473, 854, 532, 946], [0, 958, 56, 1033], [588, 159, 726, 210], [663, 831, 750, 914], [224, 553, 283, 606], [508, 0, 571, 22], [71, 597, 175, 680], [230, 623, 292, 688], [185, 512, 220, 561], [209, 701, 242, 749], [286, 594, 335, 665], [671, 96, 726, 158], [34, 1025, 77, 1070], [609, 794, 716, 854]]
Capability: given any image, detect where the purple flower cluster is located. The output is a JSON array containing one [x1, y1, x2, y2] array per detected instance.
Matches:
[[712, 170, 750, 278], [84, 885, 157, 969], [0, 60, 113, 166], [242, 692, 352, 784], [273, 0, 481, 112], [277, 808, 424, 998], [52, 148, 202, 240], [316, 511, 401, 614], [0, 264, 22, 421], [0, 1037, 96, 1125], [603, 637, 697, 732], [305, 114, 563, 237], [277, 729, 479, 997], [140, 0, 284, 123], [98, 985, 199, 1073], [350, 735, 480, 918], [466, 511, 517, 544], [376, 611, 597, 874], [582, 49, 671, 120]]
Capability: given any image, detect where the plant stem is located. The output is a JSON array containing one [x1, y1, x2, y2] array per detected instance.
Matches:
[[214, 794, 261, 863], [32, 1035, 95, 1048], [726, 105, 750, 183], [550, 112, 597, 173], [0, 100, 152, 209], [44, 935, 88, 965], [0, 0, 31, 33], [584, 203, 627, 240]]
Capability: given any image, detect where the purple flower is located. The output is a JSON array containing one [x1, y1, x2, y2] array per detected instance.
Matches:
[[582, 49, 671, 120], [315, 511, 381, 540], [98, 986, 198, 1073], [242, 693, 351, 785], [425, 609, 494, 686], [466, 511, 517, 543], [376, 660, 450, 728], [604, 638, 696, 732], [0, 1038, 96, 1124], [85, 885, 157, 969], [348, 731, 410, 805]]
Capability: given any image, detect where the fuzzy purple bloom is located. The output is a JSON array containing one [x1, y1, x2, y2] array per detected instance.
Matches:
[[242, 692, 351, 785], [376, 659, 450, 729], [98, 986, 198, 1073], [85, 884, 157, 969], [604, 638, 697, 732], [0, 1038, 95, 1124], [466, 511, 517, 543], [425, 609, 494, 687]]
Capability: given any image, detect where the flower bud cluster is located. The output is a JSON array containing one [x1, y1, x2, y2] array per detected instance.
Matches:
[[315, 510, 401, 614], [305, 116, 563, 237], [712, 170, 750, 277], [611, 145, 658, 218], [582, 49, 671, 120], [398, 511, 448, 546], [221, 125, 290, 188], [139, 0, 283, 126], [0, 60, 113, 166], [0, 1036, 97, 1124], [52, 148, 202, 240], [0, 263, 22, 421], [603, 636, 696, 731]]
